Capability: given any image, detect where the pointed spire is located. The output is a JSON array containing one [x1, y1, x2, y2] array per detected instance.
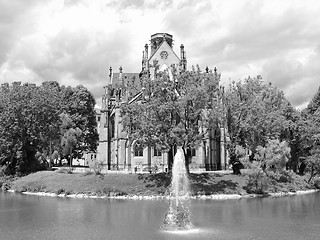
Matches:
[[108, 66, 112, 85], [163, 33, 166, 42], [145, 43, 149, 70]]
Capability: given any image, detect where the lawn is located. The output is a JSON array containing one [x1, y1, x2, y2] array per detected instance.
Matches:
[[7, 169, 316, 197]]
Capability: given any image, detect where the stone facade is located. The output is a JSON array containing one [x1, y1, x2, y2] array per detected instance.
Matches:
[[96, 33, 228, 173]]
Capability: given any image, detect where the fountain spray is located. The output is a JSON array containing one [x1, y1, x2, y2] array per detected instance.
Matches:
[[163, 147, 193, 231]]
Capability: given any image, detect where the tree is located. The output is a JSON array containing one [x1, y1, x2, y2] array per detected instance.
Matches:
[[60, 85, 99, 153], [306, 148, 320, 183], [0, 82, 47, 174], [225, 77, 297, 166], [0, 82, 98, 175], [306, 86, 320, 114], [255, 139, 291, 173], [299, 89, 320, 180], [121, 66, 223, 172]]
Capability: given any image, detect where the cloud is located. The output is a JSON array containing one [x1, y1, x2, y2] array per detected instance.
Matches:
[[106, 0, 173, 10], [262, 58, 304, 89], [0, 0, 44, 65], [262, 44, 320, 108], [1, 0, 320, 110]]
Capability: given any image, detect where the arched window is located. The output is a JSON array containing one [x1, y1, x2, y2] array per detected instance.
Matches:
[[191, 149, 196, 156], [110, 115, 115, 138], [134, 143, 143, 157], [153, 147, 162, 157]]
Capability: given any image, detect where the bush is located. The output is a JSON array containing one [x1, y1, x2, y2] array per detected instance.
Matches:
[[256, 139, 291, 173], [55, 188, 65, 195], [314, 179, 320, 189], [66, 167, 74, 174], [0, 166, 7, 177], [93, 161, 104, 175], [278, 170, 295, 183], [246, 169, 270, 194]]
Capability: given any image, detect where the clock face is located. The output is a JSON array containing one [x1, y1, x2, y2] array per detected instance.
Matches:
[[160, 51, 168, 59]]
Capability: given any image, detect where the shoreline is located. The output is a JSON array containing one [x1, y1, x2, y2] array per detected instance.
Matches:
[[6, 189, 319, 200], [4, 171, 319, 201]]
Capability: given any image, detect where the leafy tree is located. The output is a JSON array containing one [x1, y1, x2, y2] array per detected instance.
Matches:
[[60, 85, 98, 153], [60, 113, 83, 166], [306, 86, 320, 114], [0, 82, 98, 175], [225, 77, 297, 166], [299, 88, 320, 180], [0, 82, 47, 174], [255, 139, 291, 173], [301, 108, 320, 182], [121, 66, 222, 172]]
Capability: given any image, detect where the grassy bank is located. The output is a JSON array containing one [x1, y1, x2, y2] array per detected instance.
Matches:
[[6, 170, 317, 198]]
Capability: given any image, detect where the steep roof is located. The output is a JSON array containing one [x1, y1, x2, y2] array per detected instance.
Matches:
[[110, 72, 143, 101], [148, 39, 180, 62]]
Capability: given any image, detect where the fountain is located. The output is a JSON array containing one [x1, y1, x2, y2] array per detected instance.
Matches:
[[162, 147, 193, 231]]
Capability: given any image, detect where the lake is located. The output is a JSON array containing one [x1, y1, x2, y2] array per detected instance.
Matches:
[[0, 191, 320, 240]]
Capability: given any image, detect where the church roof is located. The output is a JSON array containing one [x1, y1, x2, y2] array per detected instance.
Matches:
[[111, 72, 140, 86], [148, 38, 180, 62], [111, 72, 143, 99]]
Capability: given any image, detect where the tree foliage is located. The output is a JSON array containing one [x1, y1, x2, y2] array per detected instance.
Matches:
[[255, 139, 291, 173], [121, 66, 223, 170], [0, 82, 98, 175], [297, 88, 320, 180], [225, 77, 298, 164]]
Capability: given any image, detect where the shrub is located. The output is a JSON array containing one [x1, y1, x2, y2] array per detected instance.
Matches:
[[66, 167, 74, 174], [0, 165, 7, 177], [55, 188, 65, 195], [246, 168, 270, 194], [314, 179, 320, 189], [278, 170, 295, 183], [93, 161, 104, 175], [306, 149, 320, 183], [256, 139, 291, 173]]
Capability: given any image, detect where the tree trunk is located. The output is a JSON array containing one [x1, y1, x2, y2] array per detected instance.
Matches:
[[308, 167, 314, 183], [48, 141, 52, 170], [168, 147, 174, 171]]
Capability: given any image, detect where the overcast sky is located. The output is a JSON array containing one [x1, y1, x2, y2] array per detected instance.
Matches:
[[1, 0, 319, 109]]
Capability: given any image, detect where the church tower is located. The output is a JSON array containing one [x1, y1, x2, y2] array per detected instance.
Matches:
[[97, 33, 227, 173], [142, 33, 187, 75]]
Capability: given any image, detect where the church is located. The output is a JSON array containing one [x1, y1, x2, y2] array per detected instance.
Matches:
[[96, 33, 228, 173]]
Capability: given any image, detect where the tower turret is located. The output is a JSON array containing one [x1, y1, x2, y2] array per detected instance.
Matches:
[[150, 33, 173, 55], [180, 44, 187, 71]]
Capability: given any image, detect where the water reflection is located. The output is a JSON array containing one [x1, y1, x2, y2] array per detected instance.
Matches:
[[0, 191, 320, 240]]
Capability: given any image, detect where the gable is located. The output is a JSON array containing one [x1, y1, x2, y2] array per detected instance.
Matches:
[[149, 40, 180, 68]]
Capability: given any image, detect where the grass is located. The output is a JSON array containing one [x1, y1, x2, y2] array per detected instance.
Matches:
[[7, 170, 318, 197]]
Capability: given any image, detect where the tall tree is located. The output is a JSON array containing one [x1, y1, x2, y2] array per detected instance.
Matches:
[[0, 82, 98, 175], [121, 66, 223, 172], [224, 77, 298, 165]]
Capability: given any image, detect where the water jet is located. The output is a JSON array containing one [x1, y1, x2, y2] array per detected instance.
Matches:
[[163, 147, 193, 231]]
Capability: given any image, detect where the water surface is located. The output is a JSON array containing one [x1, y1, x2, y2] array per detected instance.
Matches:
[[1, 191, 319, 240]]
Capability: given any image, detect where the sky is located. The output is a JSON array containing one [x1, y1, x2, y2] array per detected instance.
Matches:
[[0, 0, 319, 109]]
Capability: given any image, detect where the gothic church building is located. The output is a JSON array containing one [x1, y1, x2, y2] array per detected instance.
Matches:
[[96, 33, 228, 172]]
